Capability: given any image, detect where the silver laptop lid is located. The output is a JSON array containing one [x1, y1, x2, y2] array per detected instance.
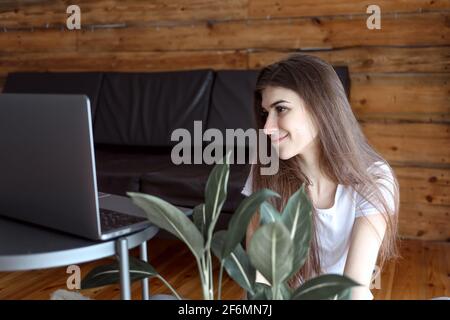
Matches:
[[0, 93, 101, 239]]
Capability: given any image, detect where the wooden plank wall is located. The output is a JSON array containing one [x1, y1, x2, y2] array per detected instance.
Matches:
[[0, 0, 449, 240]]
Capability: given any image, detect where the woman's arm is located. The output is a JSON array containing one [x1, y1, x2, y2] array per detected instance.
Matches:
[[344, 214, 387, 300]]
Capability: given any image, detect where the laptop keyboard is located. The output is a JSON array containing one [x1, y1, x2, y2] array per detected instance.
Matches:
[[100, 208, 147, 233]]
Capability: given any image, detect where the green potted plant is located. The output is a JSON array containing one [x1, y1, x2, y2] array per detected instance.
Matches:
[[81, 152, 359, 299]]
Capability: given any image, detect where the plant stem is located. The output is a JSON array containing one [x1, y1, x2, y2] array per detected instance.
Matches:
[[217, 263, 224, 300], [272, 283, 279, 300], [207, 250, 214, 300], [199, 255, 210, 300], [156, 275, 182, 300], [205, 250, 214, 300]]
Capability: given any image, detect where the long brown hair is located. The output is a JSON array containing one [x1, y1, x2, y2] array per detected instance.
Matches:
[[245, 53, 400, 289]]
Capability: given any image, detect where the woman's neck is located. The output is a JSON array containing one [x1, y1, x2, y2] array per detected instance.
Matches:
[[297, 139, 333, 192]]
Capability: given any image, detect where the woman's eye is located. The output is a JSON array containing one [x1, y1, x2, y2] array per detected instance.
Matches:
[[275, 106, 287, 113]]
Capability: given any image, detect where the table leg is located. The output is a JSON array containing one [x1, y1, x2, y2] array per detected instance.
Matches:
[[140, 241, 150, 300], [116, 237, 131, 300]]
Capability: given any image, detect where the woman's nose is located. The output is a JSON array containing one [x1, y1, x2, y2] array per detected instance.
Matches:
[[263, 114, 278, 136]]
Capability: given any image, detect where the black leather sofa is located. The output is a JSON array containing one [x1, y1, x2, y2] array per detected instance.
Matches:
[[2, 67, 350, 227]]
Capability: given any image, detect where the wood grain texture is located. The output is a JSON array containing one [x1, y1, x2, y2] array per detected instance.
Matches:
[[2, 0, 449, 29], [0, 0, 248, 28], [396, 166, 450, 207], [248, 47, 450, 73], [362, 122, 450, 165], [423, 241, 450, 298], [0, 50, 248, 72], [394, 166, 450, 240], [387, 240, 422, 299], [0, 237, 447, 300], [249, 0, 450, 18], [351, 73, 450, 123], [372, 240, 450, 300], [399, 203, 449, 240], [0, 12, 448, 53], [2, 47, 448, 74]]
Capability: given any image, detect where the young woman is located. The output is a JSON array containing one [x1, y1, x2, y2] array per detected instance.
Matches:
[[243, 54, 400, 300]]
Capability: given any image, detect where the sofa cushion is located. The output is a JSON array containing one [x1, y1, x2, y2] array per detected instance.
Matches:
[[140, 162, 251, 213], [94, 145, 173, 195], [94, 70, 214, 146], [2, 72, 103, 116]]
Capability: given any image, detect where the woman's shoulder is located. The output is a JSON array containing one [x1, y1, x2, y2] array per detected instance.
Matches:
[[367, 160, 391, 172], [355, 160, 397, 216], [366, 160, 395, 183]]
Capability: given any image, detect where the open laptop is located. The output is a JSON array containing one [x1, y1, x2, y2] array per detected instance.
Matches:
[[0, 93, 166, 240]]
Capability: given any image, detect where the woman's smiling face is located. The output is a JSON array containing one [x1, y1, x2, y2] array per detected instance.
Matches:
[[261, 86, 319, 160]]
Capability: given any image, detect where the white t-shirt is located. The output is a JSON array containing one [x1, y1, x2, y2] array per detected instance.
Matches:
[[241, 161, 396, 280]]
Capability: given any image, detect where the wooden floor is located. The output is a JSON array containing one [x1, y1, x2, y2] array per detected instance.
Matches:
[[0, 237, 448, 300]]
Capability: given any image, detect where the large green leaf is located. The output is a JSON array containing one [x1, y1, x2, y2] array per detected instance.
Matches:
[[204, 152, 231, 246], [222, 189, 279, 258], [247, 282, 291, 300], [280, 282, 293, 300], [247, 282, 272, 300], [127, 192, 204, 261], [291, 274, 360, 300], [281, 184, 312, 279], [248, 222, 293, 286], [81, 256, 158, 290], [335, 288, 352, 300], [205, 152, 231, 220], [211, 231, 256, 295], [192, 203, 207, 239], [260, 201, 281, 225]]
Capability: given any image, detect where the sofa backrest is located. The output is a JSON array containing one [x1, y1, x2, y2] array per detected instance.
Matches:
[[93, 70, 214, 146], [2, 67, 350, 148], [2, 72, 104, 116], [207, 70, 259, 135]]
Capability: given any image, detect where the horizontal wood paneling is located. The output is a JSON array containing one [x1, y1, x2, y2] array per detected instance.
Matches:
[[362, 123, 450, 165], [0, 12, 448, 53], [2, 0, 449, 29], [351, 73, 450, 123], [249, 0, 450, 18], [2, 47, 449, 74], [0, 29, 77, 53], [399, 203, 449, 240], [248, 47, 450, 73], [0, 50, 248, 72], [395, 166, 449, 240], [0, 0, 248, 28], [395, 166, 450, 207], [393, 166, 450, 240]]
